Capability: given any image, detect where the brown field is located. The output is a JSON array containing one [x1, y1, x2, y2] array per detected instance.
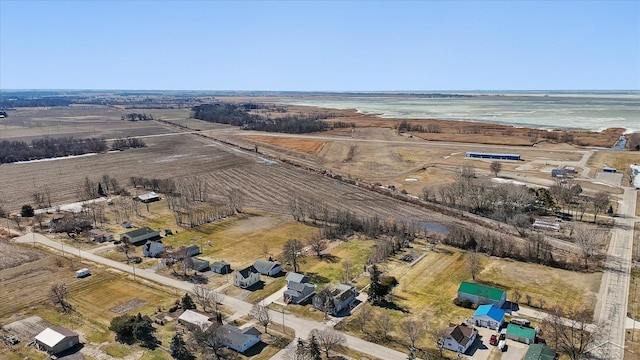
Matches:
[[586, 150, 639, 178], [245, 135, 327, 154]]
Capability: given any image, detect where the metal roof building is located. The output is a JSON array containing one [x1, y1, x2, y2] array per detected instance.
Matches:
[[466, 152, 521, 161], [34, 326, 79, 354]]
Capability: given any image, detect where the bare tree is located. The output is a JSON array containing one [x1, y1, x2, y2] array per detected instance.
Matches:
[[250, 303, 271, 334], [541, 306, 602, 360], [190, 321, 227, 360], [375, 312, 392, 340], [401, 319, 424, 348], [353, 304, 372, 333], [490, 161, 502, 177], [117, 242, 133, 261], [310, 328, 346, 358], [342, 261, 353, 284], [468, 250, 481, 281], [182, 257, 195, 276], [512, 289, 522, 304], [308, 235, 327, 259], [50, 283, 72, 312], [282, 238, 305, 273], [193, 285, 217, 313], [282, 338, 312, 360], [574, 225, 605, 269], [429, 326, 449, 357], [226, 188, 244, 213], [591, 191, 609, 223]]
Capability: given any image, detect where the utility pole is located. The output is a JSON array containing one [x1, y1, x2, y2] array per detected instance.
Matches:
[[282, 304, 286, 334], [133, 263, 137, 281]]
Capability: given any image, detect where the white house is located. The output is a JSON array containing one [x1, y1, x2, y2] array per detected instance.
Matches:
[[284, 272, 315, 304], [234, 266, 260, 288], [142, 240, 164, 257], [472, 304, 505, 330], [34, 326, 80, 355], [252, 259, 282, 276], [443, 323, 477, 354], [219, 325, 261, 353]]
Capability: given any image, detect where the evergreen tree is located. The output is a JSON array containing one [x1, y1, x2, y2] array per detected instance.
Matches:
[[308, 335, 322, 360], [169, 333, 192, 360], [181, 293, 196, 310]]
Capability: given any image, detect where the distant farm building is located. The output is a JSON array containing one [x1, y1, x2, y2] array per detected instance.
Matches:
[[120, 227, 161, 246], [34, 326, 79, 355], [551, 169, 567, 177], [466, 152, 521, 161], [211, 261, 232, 274], [457, 282, 506, 308], [533, 220, 560, 232], [602, 166, 617, 173], [134, 191, 160, 203]]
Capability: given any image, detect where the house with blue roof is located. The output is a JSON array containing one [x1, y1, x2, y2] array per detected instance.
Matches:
[[472, 304, 505, 330]]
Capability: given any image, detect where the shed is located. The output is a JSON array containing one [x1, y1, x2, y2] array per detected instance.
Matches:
[[120, 227, 161, 246], [524, 344, 556, 360], [34, 326, 79, 354], [457, 282, 506, 308], [211, 261, 232, 274], [168, 245, 201, 261], [134, 191, 160, 203], [473, 304, 505, 330], [466, 152, 521, 161], [506, 323, 536, 344], [551, 169, 567, 177], [252, 259, 282, 276], [191, 258, 210, 272], [603, 166, 617, 173], [178, 310, 212, 330]]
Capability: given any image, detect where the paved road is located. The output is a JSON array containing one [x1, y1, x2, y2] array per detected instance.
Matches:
[[592, 187, 637, 359], [14, 233, 409, 360]]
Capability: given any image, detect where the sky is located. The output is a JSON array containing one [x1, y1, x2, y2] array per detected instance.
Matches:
[[1, 0, 639, 91]]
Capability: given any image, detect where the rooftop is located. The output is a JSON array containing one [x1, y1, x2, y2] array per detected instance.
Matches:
[[458, 282, 505, 301], [506, 324, 536, 340], [473, 304, 505, 322], [524, 344, 556, 360], [35, 326, 78, 348]]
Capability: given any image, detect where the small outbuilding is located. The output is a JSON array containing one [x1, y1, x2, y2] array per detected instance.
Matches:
[[34, 326, 80, 355], [457, 282, 506, 308], [167, 245, 201, 261], [120, 227, 161, 246], [524, 343, 556, 360], [142, 240, 164, 257], [473, 304, 505, 330], [211, 261, 232, 274], [506, 323, 536, 345], [134, 191, 160, 203], [252, 259, 282, 276], [234, 266, 260, 288], [178, 310, 212, 330], [89, 229, 113, 242], [191, 258, 210, 272]]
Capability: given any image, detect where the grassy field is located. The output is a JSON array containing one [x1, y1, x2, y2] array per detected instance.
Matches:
[[630, 222, 640, 321], [337, 244, 601, 354]]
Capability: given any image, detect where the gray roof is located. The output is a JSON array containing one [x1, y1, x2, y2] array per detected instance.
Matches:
[[286, 272, 309, 284], [211, 261, 230, 270], [238, 265, 258, 279], [253, 259, 280, 274], [219, 325, 260, 347], [288, 281, 314, 293]]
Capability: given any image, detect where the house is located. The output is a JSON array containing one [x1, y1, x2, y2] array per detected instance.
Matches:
[[457, 282, 506, 308], [211, 261, 232, 274], [88, 229, 113, 242], [142, 240, 164, 257], [178, 309, 212, 330], [284, 272, 315, 304], [167, 245, 201, 261], [120, 227, 161, 246], [312, 284, 357, 315], [191, 258, 210, 272], [34, 326, 80, 355], [219, 325, 261, 353], [49, 215, 92, 234], [234, 266, 260, 288], [524, 344, 556, 360], [473, 304, 505, 330], [134, 191, 160, 203], [506, 323, 536, 344], [443, 323, 477, 354], [252, 259, 282, 276]]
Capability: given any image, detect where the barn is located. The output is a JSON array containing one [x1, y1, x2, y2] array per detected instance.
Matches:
[[457, 282, 506, 308], [466, 152, 521, 161], [120, 227, 161, 246], [34, 326, 79, 355]]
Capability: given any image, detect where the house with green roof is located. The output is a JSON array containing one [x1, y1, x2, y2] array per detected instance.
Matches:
[[457, 281, 506, 308], [524, 344, 556, 360], [506, 323, 536, 345]]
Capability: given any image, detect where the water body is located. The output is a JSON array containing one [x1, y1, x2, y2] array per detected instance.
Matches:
[[279, 91, 640, 133]]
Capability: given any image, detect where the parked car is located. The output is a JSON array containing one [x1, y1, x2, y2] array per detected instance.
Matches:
[[498, 340, 507, 352], [489, 334, 498, 346]]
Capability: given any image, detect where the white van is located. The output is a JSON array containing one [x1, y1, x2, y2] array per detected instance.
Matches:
[[498, 340, 507, 352], [75, 268, 91, 278]]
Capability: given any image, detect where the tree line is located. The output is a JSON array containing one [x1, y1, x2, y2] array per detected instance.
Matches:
[[121, 112, 154, 121], [191, 102, 354, 134], [111, 138, 146, 151]]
